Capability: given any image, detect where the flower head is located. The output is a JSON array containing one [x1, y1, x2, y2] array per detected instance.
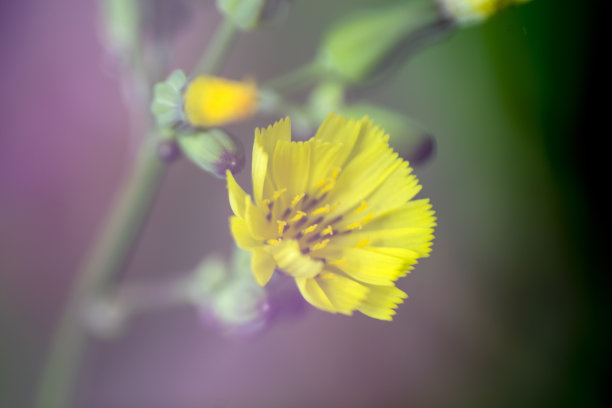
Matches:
[[226, 113, 436, 320], [439, 0, 533, 25], [150, 71, 258, 130], [183, 76, 257, 128]]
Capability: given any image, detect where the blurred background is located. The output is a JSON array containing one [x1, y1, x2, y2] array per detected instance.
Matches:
[[0, 0, 604, 407]]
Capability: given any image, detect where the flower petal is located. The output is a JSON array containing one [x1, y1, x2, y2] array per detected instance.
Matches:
[[296, 277, 336, 313], [357, 285, 408, 321], [316, 271, 369, 315], [272, 140, 311, 198], [251, 249, 276, 286], [226, 170, 248, 218], [229, 216, 261, 250], [331, 247, 408, 286], [268, 239, 324, 279]]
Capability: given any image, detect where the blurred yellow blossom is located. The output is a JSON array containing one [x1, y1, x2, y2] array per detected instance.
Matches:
[[439, 0, 533, 25], [226, 113, 436, 320], [184, 76, 258, 127]]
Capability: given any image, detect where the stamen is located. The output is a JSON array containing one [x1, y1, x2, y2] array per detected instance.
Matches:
[[330, 168, 341, 180], [312, 204, 330, 216], [329, 215, 343, 225], [290, 211, 307, 223], [266, 238, 281, 246], [312, 216, 324, 225], [346, 222, 362, 231], [311, 239, 331, 251], [322, 225, 334, 236], [281, 208, 292, 219], [356, 237, 370, 247], [273, 188, 287, 200], [302, 224, 318, 235], [301, 247, 310, 254], [355, 201, 368, 213], [329, 258, 347, 266], [277, 220, 287, 236], [319, 181, 335, 194], [361, 212, 375, 224], [290, 193, 305, 208], [307, 233, 321, 243]]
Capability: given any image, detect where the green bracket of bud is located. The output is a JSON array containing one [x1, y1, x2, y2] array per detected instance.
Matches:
[[318, 1, 437, 82], [177, 129, 245, 178], [150, 69, 188, 130], [216, 0, 266, 30]]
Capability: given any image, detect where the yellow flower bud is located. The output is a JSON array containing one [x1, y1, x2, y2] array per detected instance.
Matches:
[[183, 76, 258, 127], [439, 0, 533, 25]]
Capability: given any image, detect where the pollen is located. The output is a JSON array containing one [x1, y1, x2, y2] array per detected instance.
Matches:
[[322, 225, 334, 236], [277, 220, 288, 236], [345, 222, 362, 231], [311, 239, 331, 251], [355, 201, 368, 213], [291, 193, 305, 208], [302, 224, 318, 235], [312, 204, 331, 216], [273, 188, 287, 200], [290, 211, 307, 223]]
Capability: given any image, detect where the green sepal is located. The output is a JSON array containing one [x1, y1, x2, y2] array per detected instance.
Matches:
[[150, 69, 187, 129]]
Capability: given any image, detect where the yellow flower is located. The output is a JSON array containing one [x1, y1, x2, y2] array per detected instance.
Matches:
[[183, 76, 257, 127], [439, 0, 532, 25], [226, 113, 436, 320]]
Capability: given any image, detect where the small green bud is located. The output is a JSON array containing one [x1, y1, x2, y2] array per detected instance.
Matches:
[[216, 0, 291, 30], [150, 69, 188, 129], [177, 129, 245, 177], [318, 1, 438, 82], [186, 254, 229, 305]]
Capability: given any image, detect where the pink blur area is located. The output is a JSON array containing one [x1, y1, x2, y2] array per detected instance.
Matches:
[[0, 1, 576, 408]]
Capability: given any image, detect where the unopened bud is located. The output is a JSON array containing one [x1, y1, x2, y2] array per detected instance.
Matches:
[[150, 69, 188, 129], [438, 0, 533, 26], [318, 1, 438, 82], [183, 75, 258, 128], [177, 129, 245, 177]]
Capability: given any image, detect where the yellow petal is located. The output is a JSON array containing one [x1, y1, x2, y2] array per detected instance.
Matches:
[[226, 170, 248, 218], [268, 239, 323, 279], [332, 247, 408, 286], [296, 277, 336, 313], [229, 216, 261, 250], [328, 126, 403, 214], [245, 195, 274, 240], [251, 138, 269, 204], [251, 249, 276, 286], [272, 140, 311, 198], [316, 272, 369, 315], [184, 76, 257, 127], [357, 285, 407, 321]]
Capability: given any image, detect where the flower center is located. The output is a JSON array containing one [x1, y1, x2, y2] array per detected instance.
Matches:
[[263, 169, 375, 263]]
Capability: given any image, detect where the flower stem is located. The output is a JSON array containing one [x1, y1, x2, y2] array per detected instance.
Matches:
[[34, 138, 165, 408], [35, 15, 240, 408], [262, 60, 325, 93], [193, 17, 238, 76]]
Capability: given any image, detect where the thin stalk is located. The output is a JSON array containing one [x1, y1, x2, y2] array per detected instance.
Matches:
[[35, 15, 240, 408], [192, 18, 238, 76], [262, 60, 325, 93], [35, 139, 165, 408]]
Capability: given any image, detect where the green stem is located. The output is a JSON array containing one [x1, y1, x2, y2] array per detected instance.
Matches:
[[192, 18, 238, 76], [35, 139, 165, 408], [262, 60, 325, 92], [35, 16, 240, 408]]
